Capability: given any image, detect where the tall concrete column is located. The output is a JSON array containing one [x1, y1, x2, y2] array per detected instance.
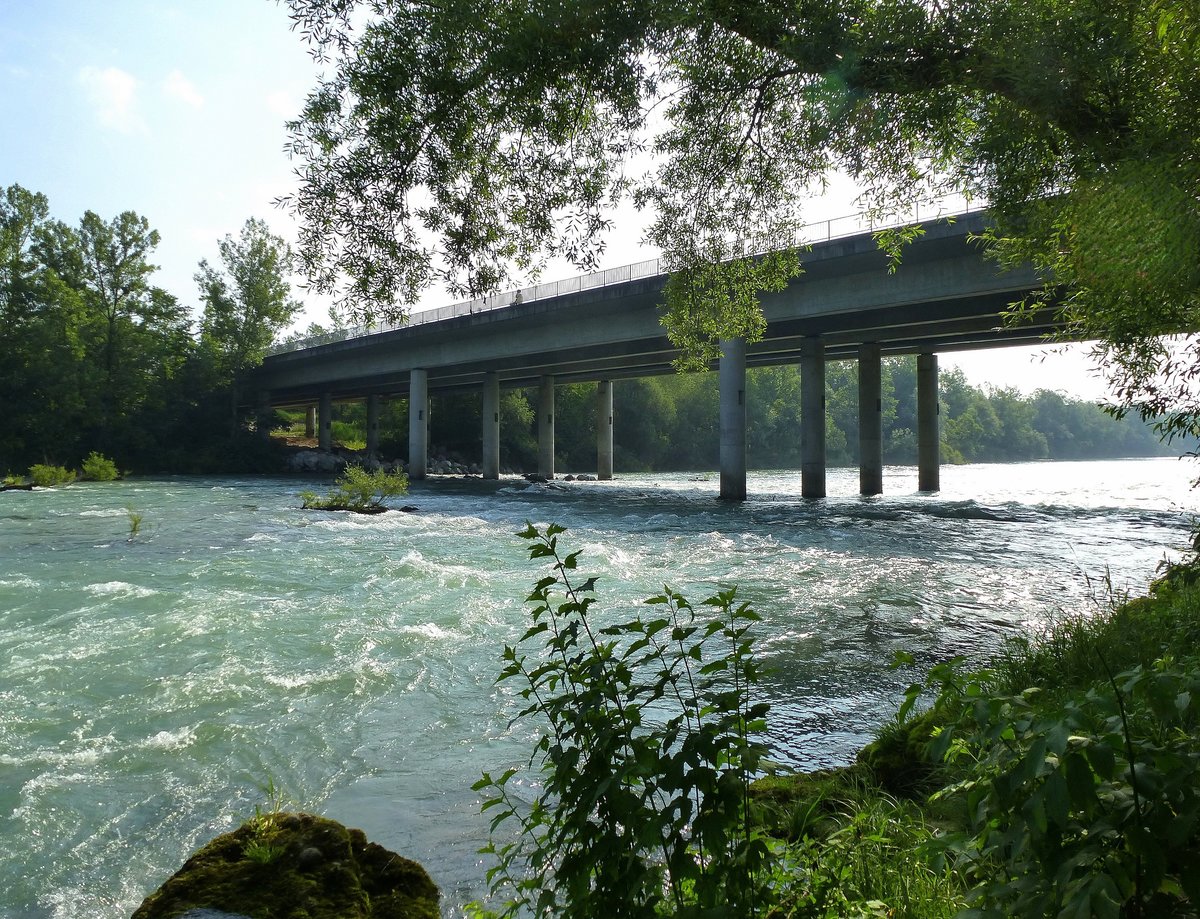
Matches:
[[917, 352, 941, 492], [596, 379, 614, 480], [409, 369, 428, 479], [858, 343, 883, 496], [318, 392, 333, 452], [482, 372, 500, 479], [255, 389, 272, 441], [365, 394, 381, 455], [305, 405, 316, 439], [719, 338, 747, 501], [538, 375, 555, 479], [800, 337, 827, 499]]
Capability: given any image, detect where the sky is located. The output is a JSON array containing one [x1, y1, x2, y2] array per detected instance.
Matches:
[[0, 1, 1112, 401]]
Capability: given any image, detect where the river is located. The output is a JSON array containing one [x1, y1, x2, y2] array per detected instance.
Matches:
[[0, 459, 1194, 917]]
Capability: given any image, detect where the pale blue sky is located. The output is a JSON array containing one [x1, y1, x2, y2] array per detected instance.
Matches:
[[0, 1, 1109, 399]]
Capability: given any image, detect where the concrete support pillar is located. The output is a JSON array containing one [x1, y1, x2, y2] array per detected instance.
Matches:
[[538, 375, 555, 479], [305, 405, 316, 439], [482, 372, 500, 479], [719, 338, 748, 501], [800, 337, 827, 499], [255, 390, 272, 441], [318, 392, 333, 452], [596, 379, 614, 480], [858, 343, 883, 496], [917, 352, 940, 492], [409, 369, 428, 480], [365, 394, 381, 455]]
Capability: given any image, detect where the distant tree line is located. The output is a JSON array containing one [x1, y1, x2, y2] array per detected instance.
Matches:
[[321, 358, 1175, 474], [0, 184, 299, 474]]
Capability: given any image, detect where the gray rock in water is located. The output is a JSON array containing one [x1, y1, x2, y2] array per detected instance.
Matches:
[[284, 449, 347, 474]]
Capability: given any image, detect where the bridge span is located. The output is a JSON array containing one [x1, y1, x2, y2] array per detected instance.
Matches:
[[255, 211, 1054, 499]]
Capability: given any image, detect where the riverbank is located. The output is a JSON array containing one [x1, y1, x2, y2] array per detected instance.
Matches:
[[749, 553, 1200, 917]]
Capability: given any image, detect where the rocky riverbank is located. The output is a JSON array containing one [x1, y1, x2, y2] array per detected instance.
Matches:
[[281, 443, 596, 480]]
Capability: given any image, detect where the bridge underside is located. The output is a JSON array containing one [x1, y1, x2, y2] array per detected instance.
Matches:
[[258, 213, 1056, 409]]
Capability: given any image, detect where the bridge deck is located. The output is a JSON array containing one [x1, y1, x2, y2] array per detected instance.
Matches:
[[257, 212, 1050, 408]]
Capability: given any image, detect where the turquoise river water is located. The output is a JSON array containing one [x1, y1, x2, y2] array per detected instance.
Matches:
[[0, 459, 1195, 917]]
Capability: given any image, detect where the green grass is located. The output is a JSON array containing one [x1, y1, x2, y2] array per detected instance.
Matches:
[[330, 420, 365, 450], [991, 571, 1200, 698], [126, 506, 144, 540]]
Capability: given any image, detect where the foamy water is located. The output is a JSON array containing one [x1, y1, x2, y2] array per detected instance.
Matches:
[[0, 459, 1194, 916]]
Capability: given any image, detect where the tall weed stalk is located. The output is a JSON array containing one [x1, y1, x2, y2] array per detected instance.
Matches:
[[473, 523, 774, 918]]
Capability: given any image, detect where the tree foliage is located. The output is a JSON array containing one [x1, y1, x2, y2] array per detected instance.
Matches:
[[0, 184, 301, 474], [197, 218, 302, 431], [282, 0, 1199, 403], [198, 218, 302, 379]]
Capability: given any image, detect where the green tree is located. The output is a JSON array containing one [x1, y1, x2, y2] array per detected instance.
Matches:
[[197, 218, 302, 432], [2, 188, 97, 467], [282, 0, 1198, 409], [34, 208, 187, 457], [613, 378, 677, 470], [0, 184, 49, 329]]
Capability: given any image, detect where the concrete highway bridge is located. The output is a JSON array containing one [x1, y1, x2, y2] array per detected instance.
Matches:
[[254, 210, 1054, 499]]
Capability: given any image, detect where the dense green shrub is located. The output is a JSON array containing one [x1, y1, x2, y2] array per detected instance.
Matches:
[[473, 523, 773, 918], [28, 464, 74, 487], [874, 577, 1200, 919], [299, 465, 408, 512], [80, 452, 120, 481], [925, 656, 1200, 918]]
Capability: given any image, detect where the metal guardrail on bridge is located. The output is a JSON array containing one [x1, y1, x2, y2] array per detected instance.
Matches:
[[268, 198, 978, 356]]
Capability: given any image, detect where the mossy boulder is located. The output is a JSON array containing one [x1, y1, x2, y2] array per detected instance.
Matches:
[[131, 812, 438, 919]]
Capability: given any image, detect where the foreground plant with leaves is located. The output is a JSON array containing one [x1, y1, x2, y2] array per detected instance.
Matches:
[[473, 523, 774, 918], [918, 656, 1200, 919], [881, 568, 1200, 919]]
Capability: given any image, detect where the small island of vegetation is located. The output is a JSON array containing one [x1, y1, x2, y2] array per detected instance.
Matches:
[[299, 466, 410, 514]]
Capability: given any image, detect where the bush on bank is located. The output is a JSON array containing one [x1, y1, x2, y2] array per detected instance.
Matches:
[[480, 529, 1200, 918]]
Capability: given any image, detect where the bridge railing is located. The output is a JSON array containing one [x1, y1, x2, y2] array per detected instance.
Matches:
[[268, 197, 977, 356]]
